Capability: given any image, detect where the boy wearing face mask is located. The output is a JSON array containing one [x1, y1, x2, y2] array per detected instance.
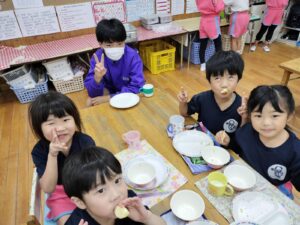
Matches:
[[85, 18, 145, 106]]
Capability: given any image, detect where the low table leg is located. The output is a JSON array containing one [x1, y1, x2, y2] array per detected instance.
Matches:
[[281, 70, 292, 86], [180, 35, 184, 69], [187, 33, 191, 69]]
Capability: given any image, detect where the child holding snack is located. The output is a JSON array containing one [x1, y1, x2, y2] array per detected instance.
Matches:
[[178, 50, 246, 152], [84, 18, 145, 106], [62, 146, 166, 225], [29, 91, 96, 225]]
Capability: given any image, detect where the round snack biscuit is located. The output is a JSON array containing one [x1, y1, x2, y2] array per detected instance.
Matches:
[[221, 88, 228, 94], [114, 206, 129, 219]]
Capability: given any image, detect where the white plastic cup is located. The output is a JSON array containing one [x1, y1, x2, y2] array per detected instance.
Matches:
[[169, 115, 185, 137], [140, 84, 154, 97]]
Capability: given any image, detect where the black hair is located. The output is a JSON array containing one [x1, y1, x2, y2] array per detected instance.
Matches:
[[95, 18, 126, 43], [28, 91, 82, 140], [248, 85, 295, 116], [62, 146, 122, 199], [206, 50, 244, 81]]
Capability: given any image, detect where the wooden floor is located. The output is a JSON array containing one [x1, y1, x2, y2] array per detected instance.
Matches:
[[0, 42, 299, 225]]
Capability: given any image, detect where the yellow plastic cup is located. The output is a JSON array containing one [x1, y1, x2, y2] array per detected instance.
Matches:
[[207, 171, 234, 196]]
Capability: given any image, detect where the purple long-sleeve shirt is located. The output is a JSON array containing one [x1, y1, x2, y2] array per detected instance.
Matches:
[[84, 45, 145, 97]]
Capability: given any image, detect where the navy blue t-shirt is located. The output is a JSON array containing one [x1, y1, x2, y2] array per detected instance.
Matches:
[[236, 123, 300, 191], [187, 90, 242, 151], [31, 132, 95, 185], [65, 190, 145, 225]]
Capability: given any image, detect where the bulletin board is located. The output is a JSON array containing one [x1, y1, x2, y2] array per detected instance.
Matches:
[[0, 0, 199, 47], [0, 0, 91, 10]]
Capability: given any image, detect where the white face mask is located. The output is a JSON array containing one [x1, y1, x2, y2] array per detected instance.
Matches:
[[104, 47, 125, 61]]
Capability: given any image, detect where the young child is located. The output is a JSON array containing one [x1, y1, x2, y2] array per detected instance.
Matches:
[[29, 91, 96, 225], [250, 0, 289, 52], [62, 146, 166, 225], [224, 0, 250, 53], [195, 0, 225, 71], [177, 50, 246, 152], [223, 85, 300, 198], [84, 18, 145, 106]]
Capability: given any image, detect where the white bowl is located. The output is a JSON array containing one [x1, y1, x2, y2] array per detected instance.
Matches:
[[201, 146, 230, 169], [126, 162, 156, 187], [170, 190, 205, 221], [224, 165, 256, 191]]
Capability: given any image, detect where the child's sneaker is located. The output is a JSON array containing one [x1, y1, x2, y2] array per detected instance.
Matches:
[[236, 49, 242, 55], [250, 45, 257, 52], [263, 45, 270, 52], [200, 63, 206, 71]]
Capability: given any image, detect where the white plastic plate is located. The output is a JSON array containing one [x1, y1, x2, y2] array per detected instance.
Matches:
[[232, 191, 291, 225], [172, 130, 214, 157], [109, 93, 140, 109]]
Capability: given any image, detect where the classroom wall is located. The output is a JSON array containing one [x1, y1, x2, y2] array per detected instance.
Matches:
[[0, 0, 199, 47]]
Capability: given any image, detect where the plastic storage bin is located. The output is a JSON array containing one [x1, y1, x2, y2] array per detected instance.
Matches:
[[159, 14, 172, 24], [140, 14, 159, 25], [1, 65, 29, 83], [141, 22, 161, 30], [1, 65, 36, 89], [124, 23, 137, 43], [50, 73, 84, 94], [139, 40, 176, 74], [183, 40, 216, 64], [10, 76, 48, 104]]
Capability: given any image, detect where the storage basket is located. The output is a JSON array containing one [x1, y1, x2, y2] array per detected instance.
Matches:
[[42, 57, 74, 80], [222, 31, 248, 53], [10, 76, 48, 104], [139, 40, 176, 74], [183, 40, 216, 64], [50, 73, 84, 94]]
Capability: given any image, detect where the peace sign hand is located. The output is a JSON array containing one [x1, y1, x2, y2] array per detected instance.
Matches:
[[49, 129, 68, 157], [237, 95, 248, 126], [93, 53, 107, 84]]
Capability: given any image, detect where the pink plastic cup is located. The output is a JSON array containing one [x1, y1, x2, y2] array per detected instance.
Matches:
[[122, 130, 142, 150]]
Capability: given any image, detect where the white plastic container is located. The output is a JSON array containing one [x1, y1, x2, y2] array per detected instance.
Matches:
[[124, 23, 137, 43], [1, 65, 39, 89], [159, 14, 172, 24], [1, 65, 29, 83], [141, 22, 161, 30], [140, 14, 159, 25], [42, 57, 74, 80], [8, 73, 36, 89]]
